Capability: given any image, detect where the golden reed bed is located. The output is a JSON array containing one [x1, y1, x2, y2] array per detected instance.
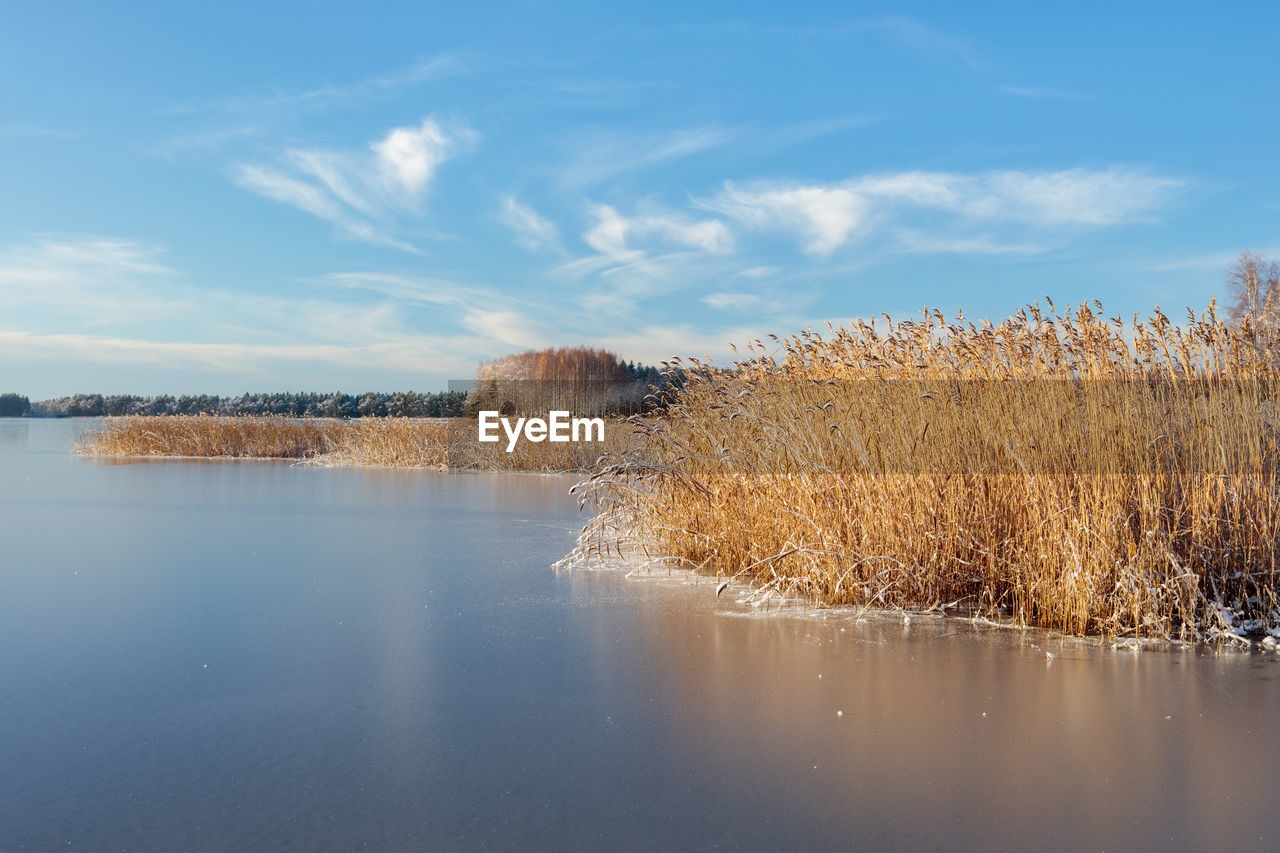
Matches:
[[564, 300, 1280, 642], [78, 415, 638, 472]]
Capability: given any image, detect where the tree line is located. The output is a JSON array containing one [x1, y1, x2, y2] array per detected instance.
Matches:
[[9, 391, 469, 418], [1, 353, 670, 418]]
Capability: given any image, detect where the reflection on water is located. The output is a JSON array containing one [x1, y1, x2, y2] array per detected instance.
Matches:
[[1, 419, 1278, 851], [578, 572, 1280, 850]]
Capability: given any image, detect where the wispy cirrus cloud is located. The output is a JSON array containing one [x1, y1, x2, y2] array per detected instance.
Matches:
[[0, 236, 171, 282], [951, 169, 1182, 225], [322, 271, 556, 351], [459, 308, 558, 350], [166, 53, 469, 118], [234, 115, 478, 251], [536, 166, 1175, 321], [559, 125, 735, 188], [554, 115, 877, 191], [0, 124, 74, 140], [0, 329, 470, 374], [0, 235, 874, 395], [0, 236, 179, 326], [0, 235, 444, 348], [700, 167, 1183, 255], [754, 115, 880, 152], [323, 271, 487, 308], [497, 196, 563, 253], [537, 203, 741, 319], [691, 15, 983, 69], [152, 125, 263, 157], [863, 15, 984, 69], [0, 236, 538, 392], [998, 84, 1090, 100], [892, 230, 1043, 255]]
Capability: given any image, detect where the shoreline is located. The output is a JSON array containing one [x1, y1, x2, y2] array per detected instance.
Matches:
[[74, 414, 638, 474], [589, 557, 1280, 652], [74, 448, 586, 473]]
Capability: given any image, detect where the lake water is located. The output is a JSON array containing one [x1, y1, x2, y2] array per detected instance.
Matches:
[[2, 418, 1279, 851]]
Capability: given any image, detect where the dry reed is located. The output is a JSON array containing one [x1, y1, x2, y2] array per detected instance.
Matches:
[[565, 300, 1280, 642], [79, 414, 639, 472], [79, 415, 356, 459]]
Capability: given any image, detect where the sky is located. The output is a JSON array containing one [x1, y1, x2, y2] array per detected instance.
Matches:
[[2, 1, 1277, 397]]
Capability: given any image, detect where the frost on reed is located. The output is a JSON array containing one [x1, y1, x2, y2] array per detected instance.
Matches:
[[567, 300, 1280, 641]]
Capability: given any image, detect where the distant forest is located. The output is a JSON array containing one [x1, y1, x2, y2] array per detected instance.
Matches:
[[1, 355, 667, 418], [7, 390, 469, 418]]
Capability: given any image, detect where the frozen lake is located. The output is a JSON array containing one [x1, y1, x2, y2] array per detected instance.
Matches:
[[2, 419, 1278, 851]]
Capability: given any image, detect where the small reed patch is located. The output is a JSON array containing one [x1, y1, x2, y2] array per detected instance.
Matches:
[[78, 415, 354, 459], [78, 414, 640, 473]]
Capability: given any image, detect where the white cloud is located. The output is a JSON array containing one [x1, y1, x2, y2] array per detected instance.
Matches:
[[483, 189, 773, 329], [583, 205, 634, 258], [702, 292, 761, 311], [236, 165, 349, 223], [460, 309, 554, 350], [705, 183, 867, 254], [661, 218, 734, 254], [583, 203, 733, 259], [701, 167, 1182, 254], [968, 169, 1179, 225], [498, 196, 562, 253], [234, 116, 476, 251], [554, 203, 739, 314], [373, 120, 453, 201]]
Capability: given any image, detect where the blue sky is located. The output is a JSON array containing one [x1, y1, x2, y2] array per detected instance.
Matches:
[[2, 1, 1277, 396]]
